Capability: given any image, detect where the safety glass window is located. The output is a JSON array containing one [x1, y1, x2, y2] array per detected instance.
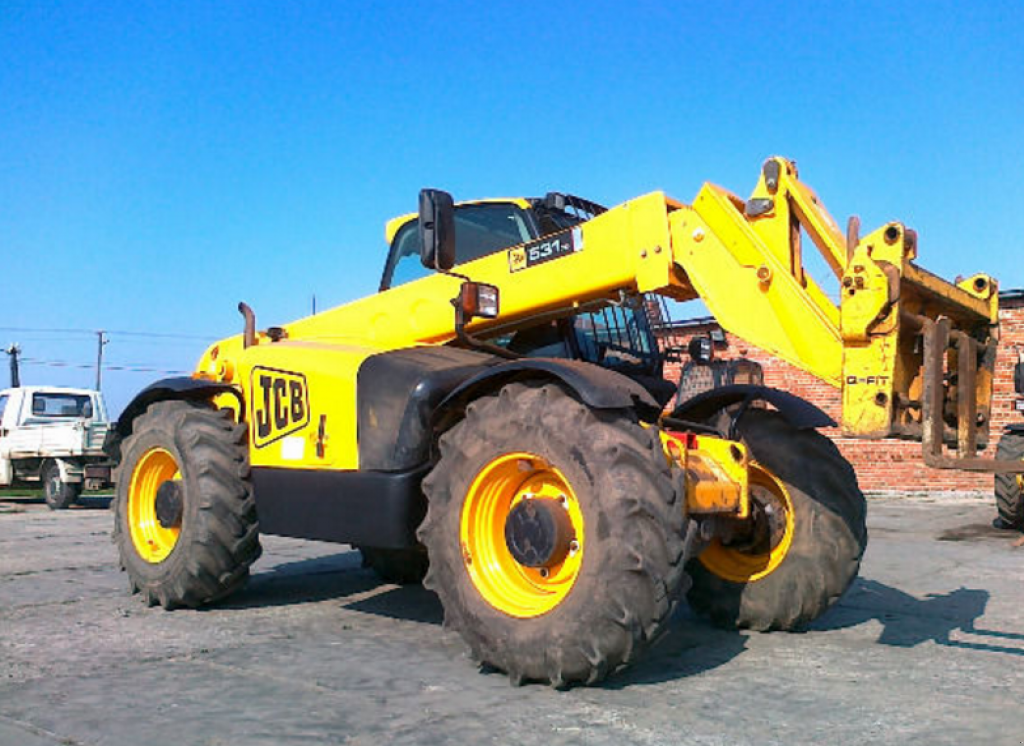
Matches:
[[383, 204, 533, 290]]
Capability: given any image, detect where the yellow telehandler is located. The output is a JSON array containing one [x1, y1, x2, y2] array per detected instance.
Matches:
[[108, 157, 1024, 687]]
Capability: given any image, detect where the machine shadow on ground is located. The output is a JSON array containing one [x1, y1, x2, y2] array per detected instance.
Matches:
[[205, 550, 1024, 687], [812, 577, 1024, 657], [607, 607, 750, 688], [219, 549, 753, 684], [219, 550, 442, 625], [214, 551, 381, 610]]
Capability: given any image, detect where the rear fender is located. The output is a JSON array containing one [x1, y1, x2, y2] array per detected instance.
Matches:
[[670, 384, 835, 431]]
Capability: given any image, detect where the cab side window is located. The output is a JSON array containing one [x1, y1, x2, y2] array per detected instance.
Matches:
[[382, 204, 533, 290], [387, 226, 432, 288]]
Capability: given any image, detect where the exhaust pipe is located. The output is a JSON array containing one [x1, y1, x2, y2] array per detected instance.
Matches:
[[238, 302, 256, 349]]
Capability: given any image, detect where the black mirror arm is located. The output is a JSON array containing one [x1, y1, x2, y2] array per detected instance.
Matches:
[[453, 301, 520, 360]]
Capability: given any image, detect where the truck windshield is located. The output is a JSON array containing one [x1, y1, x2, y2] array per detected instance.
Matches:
[[31, 393, 94, 419]]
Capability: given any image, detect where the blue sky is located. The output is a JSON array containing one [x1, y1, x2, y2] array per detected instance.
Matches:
[[2, 0, 1022, 416]]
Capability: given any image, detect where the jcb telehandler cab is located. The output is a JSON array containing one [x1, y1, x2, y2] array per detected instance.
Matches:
[[110, 157, 1023, 687]]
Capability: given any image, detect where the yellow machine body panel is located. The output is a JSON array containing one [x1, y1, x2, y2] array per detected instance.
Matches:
[[192, 156, 1012, 474], [231, 341, 384, 470]]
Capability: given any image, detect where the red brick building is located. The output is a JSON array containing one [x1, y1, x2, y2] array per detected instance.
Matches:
[[663, 290, 1024, 495]]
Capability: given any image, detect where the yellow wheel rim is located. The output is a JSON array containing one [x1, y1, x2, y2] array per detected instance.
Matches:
[[128, 447, 182, 563], [459, 452, 584, 618], [698, 463, 795, 583]]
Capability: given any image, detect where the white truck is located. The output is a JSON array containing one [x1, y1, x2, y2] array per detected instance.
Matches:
[[0, 386, 114, 509]]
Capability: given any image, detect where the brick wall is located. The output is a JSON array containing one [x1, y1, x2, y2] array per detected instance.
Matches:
[[662, 293, 1024, 495]]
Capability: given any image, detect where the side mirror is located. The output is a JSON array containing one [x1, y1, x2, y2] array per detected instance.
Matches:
[[687, 336, 714, 365], [418, 189, 456, 272]]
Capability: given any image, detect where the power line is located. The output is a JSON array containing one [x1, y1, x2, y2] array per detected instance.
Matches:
[[106, 329, 220, 341], [0, 326, 217, 341], [0, 327, 95, 335], [20, 357, 190, 375]]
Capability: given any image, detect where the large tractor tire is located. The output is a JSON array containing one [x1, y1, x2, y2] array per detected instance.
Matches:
[[358, 546, 429, 585], [994, 430, 1024, 530], [112, 400, 261, 609], [687, 409, 867, 631], [418, 381, 689, 687], [42, 460, 81, 510]]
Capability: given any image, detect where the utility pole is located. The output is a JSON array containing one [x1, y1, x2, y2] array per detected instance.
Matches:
[[312, 293, 317, 315], [95, 331, 108, 391], [5, 344, 20, 388]]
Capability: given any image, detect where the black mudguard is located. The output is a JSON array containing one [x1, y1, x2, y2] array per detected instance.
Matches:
[[106, 377, 244, 462], [433, 357, 661, 424], [115, 377, 244, 437], [670, 384, 835, 430], [357, 347, 497, 471], [357, 349, 662, 472]]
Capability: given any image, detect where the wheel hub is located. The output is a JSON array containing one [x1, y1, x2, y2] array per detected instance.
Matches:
[[696, 462, 796, 584], [504, 497, 573, 568], [154, 480, 184, 529]]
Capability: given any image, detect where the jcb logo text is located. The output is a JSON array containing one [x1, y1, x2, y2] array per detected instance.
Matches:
[[251, 367, 309, 448]]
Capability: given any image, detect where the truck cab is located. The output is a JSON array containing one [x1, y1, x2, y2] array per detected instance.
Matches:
[[380, 194, 676, 406], [0, 386, 113, 509]]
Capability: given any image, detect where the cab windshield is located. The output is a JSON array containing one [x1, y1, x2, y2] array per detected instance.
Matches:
[[381, 203, 533, 290]]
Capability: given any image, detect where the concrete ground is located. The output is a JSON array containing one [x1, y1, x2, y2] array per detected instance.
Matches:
[[1, 494, 1022, 746]]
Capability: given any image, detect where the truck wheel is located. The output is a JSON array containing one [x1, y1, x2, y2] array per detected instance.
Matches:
[[687, 409, 867, 631], [42, 461, 82, 510], [994, 431, 1024, 530], [112, 400, 261, 609], [358, 546, 429, 585], [418, 381, 688, 687]]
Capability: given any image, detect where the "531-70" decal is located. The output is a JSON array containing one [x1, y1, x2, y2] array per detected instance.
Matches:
[[508, 227, 583, 273]]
